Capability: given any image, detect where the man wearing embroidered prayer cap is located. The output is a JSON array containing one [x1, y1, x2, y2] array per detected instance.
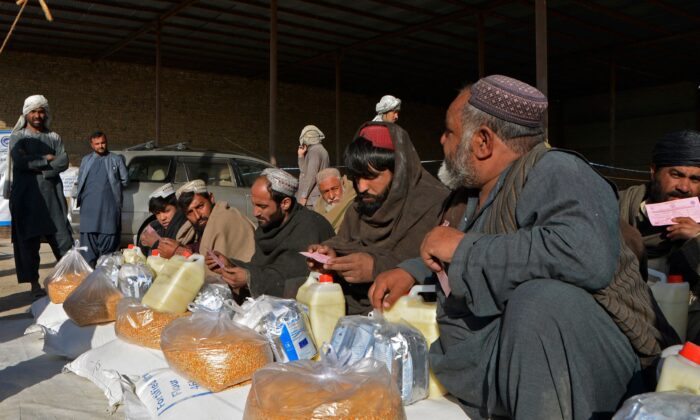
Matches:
[[307, 121, 448, 315], [369, 75, 675, 419], [8, 95, 73, 298], [619, 129, 700, 344], [296, 125, 330, 208], [137, 182, 194, 256], [157, 179, 254, 272], [74, 131, 128, 266], [372, 94, 401, 123], [207, 168, 334, 300]]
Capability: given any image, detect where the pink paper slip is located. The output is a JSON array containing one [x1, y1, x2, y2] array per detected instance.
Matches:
[[300, 251, 331, 264], [207, 250, 226, 270], [436, 219, 452, 296], [436, 269, 451, 297], [646, 197, 700, 226]]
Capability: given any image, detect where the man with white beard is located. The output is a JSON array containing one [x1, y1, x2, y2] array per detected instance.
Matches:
[[367, 75, 674, 419]]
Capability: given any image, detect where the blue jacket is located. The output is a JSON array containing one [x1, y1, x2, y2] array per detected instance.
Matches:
[[75, 152, 128, 208]]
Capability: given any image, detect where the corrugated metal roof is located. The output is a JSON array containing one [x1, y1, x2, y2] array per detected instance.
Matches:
[[1, 0, 698, 103]]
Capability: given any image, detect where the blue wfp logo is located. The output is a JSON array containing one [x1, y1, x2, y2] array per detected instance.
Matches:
[[0, 136, 9, 149]]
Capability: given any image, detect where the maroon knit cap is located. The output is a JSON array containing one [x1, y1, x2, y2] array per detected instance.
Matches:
[[359, 125, 394, 150], [469, 75, 548, 128]]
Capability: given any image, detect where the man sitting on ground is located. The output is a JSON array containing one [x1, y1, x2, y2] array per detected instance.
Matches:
[[370, 75, 676, 419], [619, 130, 700, 343], [158, 180, 255, 273], [208, 168, 334, 299], [308, 122, 448, 315], [313, 167, 356, 233]]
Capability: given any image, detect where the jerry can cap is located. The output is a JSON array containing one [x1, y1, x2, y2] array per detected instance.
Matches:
[[680, 341, 700, 364], [668, 275, 684, 283]]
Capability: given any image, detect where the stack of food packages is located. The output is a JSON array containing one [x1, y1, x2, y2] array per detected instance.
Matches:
[[114, 250, 221, 348], [43, 240, 93, 304], [61, 245, 164, 327], [226, 297, 427, 417]]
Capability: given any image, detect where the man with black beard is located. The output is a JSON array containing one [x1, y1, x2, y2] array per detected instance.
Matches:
[[165, 179, 255, 277], [209, 169, 334, 299], [9, 95, 73, 298], [307, 123, 448, 315], [619, 130, 700, 343]]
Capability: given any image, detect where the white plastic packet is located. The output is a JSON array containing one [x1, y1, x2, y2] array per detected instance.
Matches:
[[232, 295, 317, 362], [189, 283, 233, 313], [330, 311, 430, 405], [117, 263, 154, 299], [613, 391, 700, 419], [97, 251, 124, 286]]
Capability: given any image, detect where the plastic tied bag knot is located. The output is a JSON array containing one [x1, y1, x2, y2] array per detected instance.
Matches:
[[43, 239, 93, 304]]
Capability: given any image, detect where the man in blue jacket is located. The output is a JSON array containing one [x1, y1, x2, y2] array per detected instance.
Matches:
[[75, 131, 128, 265]]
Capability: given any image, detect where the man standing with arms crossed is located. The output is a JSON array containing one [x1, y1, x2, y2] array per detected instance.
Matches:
[[9, 95, 72, 298]]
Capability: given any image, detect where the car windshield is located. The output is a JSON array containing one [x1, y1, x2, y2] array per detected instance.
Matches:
[[174, 157, 236, 187], [127, 156, 173, 182]]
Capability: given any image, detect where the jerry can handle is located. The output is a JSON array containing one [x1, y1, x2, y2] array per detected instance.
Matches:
[[409, 284, 436, 296]]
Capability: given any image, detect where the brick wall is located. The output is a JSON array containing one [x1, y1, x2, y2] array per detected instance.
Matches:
[[0, 51, 447, 168]]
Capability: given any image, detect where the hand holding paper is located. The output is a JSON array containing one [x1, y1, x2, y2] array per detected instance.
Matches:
[[139, 225, 161, 247], [645, 197, 700, 226], [300, 251, 331, 265]]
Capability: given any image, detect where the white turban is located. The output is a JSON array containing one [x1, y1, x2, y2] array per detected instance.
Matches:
[[299, 125, 325, 146], [175, 179, 208, 199], [13, 94, 51, 133], [261, 168, 298, 197], [375, 95, 401, 114], [149, 183, 175, 199]]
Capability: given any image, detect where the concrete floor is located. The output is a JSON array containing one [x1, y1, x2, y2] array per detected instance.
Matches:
[[0, 238, 59, 319]]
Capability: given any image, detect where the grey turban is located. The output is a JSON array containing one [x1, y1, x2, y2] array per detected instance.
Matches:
[[262, 168, 298, 197], [652, 130, 700, 168], [13, 94, 51, 132], [375, 95, 401, 114], [299, 125, 325, 146]]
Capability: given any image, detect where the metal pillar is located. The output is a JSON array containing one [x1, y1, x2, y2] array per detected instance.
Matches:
[[269, 0, 278, 166], [335, 53, 342, 166], [535, 0, 548, 131], [477, 13, 485, 78], [610, 60, 617, 165], [155, 21, 161, 147]]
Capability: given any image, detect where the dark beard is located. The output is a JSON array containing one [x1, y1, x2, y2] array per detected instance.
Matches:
[[648, 179, 691, 203], [194, 223, 206, 238], [355, 191, 387, 217]]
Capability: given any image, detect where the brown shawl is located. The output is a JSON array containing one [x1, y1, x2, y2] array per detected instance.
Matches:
[[323, 122, 449, 313], [199, 201, 255, 275]]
